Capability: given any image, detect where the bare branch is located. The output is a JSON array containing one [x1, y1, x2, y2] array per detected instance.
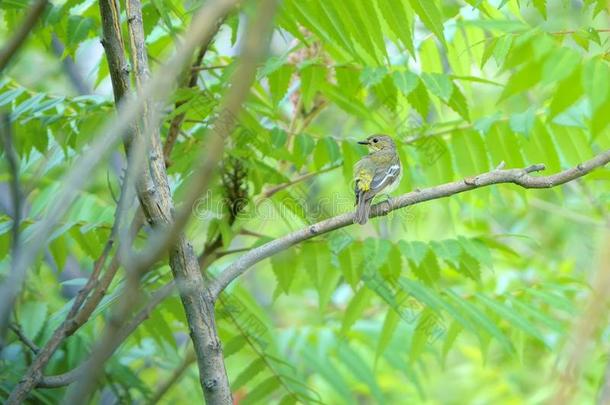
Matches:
[[0, 113, 23, 346], [9, 323, 39, 354], [36, 282, 175, 389], [0, 0, 48, 72], [0, 0, 241, 337], [163, 18, 228, 164], [259, 164, 341, 199], [210, 150, 610, 299]]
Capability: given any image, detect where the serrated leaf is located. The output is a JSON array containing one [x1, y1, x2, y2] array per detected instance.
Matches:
[[67, 15, 94, 47], [446, 83, 470, 121], [407, 0, 446, 46], [398, 240, 428, 266], [406, 81, 430, 118], [392, 71, 419, 95], [268, 65, 293, 106], [421, 73, 452, 102], [341, 288, 371, 334], [377, 0, 415, 57]]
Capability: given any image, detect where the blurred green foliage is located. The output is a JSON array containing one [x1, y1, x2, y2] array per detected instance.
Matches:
[[1, 0, 610, 403]]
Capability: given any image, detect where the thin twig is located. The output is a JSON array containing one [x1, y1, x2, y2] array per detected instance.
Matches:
[[210, 150, 610, 299], [9, 323, 39, 354], [260, 164, 341, 199], [0, 0, 48, 72], [163, 19, 228, 165], [0, 0, 242, 343], [190, 64, 231, 71], [36, 282, 175, 389]]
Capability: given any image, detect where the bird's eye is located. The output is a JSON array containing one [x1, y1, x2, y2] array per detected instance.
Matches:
[[373, 138, 378, 143]]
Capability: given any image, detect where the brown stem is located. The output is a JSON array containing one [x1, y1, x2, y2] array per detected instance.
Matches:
[[210, 150, 610, 299]]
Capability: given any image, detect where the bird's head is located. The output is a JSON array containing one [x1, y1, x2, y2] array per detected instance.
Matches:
[[358, 134, 396, 152]]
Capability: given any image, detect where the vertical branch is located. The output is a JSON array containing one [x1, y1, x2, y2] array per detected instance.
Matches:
[[163, 23, 224, 164], [552, 237, 610, 403], [0, 113, 22, 347], [0, 114, 21, 260]]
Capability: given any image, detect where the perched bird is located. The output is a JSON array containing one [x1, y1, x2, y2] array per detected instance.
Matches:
[[353, 134, 402, 225]]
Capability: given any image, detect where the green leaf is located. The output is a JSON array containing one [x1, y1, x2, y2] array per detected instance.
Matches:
[[66, 15, 94, 47], [241, 377, 281, 405], [20, 301, 48, 340], [475, 293, 547, 346], [533, 0, 546, 18], [549, 67, 584, 118], [499, 62, 542, 102], [445, 290, 513, 353], [360, 66, 388, 87], [541, 47, 580, 85], [398, 240, 428, 266], [441, 321, 462, 366], [407, 0, 446, 46], [446, 83, 470, 121], [376, 309, 400, 360], [377, 0, 415, 57], [231, 358, 266, 390], [406, 81, 430, 118], [224, 336, 247, 358], [268, 64, 293, 106], [582, 57, 610, 113], [341, 288, 371, 334], [430, 239, 462, 269], [301, 347, 353, 400], [392, 71, 419, 96], [337, 345, 385, 403], [421, 73, 453, 102], [271, 249, 295, 294], [300, 65, 325, 111]]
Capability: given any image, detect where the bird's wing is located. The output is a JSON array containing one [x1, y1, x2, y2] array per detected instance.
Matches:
[[370, 158, 401, 194]]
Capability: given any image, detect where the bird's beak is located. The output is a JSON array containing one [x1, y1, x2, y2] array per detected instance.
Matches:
[[357, 140, 369, 145]]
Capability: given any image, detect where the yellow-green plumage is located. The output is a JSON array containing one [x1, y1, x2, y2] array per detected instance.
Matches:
[[353, 135, 401, 225]]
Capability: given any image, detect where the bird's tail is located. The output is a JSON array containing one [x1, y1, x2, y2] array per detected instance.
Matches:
[[354, 193, 371, 225]]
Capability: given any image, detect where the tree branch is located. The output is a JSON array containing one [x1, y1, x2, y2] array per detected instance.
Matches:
[[9, 323, 39, 354], [36, 282, 175, 389], [163, 18, 228, 165], [0, 0, 48, 72], [210, 150, 610, 299], [0, 0, 241, 339]]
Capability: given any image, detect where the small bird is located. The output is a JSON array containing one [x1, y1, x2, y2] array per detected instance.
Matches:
[[353, 134, 402, 225]]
